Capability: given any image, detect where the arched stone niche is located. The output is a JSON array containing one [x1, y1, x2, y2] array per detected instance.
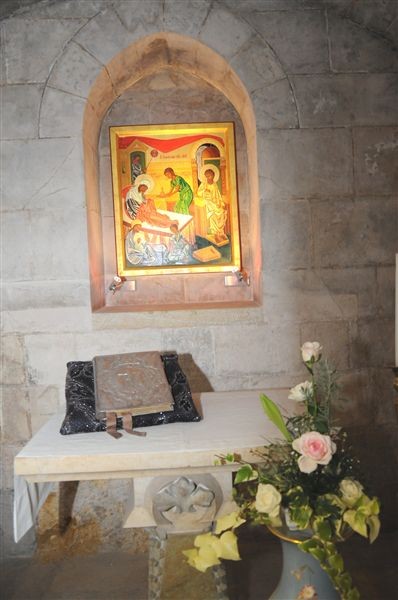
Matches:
[[83, 33, 261, 312]]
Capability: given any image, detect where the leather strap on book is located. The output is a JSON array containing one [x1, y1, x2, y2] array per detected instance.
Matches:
[[122, 414, 147, 437], [105, 412, 122, 439]]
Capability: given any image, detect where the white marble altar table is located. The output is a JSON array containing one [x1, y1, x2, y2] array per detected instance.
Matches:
[[14, 389, 292, 599]]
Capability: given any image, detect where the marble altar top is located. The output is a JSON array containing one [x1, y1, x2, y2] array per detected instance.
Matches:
[[15, 389, 295, 482]]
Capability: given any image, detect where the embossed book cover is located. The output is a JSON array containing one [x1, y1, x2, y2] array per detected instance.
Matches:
[[93, 351, 174, 418]]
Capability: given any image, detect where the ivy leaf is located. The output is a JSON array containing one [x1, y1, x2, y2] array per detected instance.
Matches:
[[234, 465, 258, 483], [314, 518, 332, 541], [260, 394, 292, 441], [343, 510, 367, 538], [328, 552, 344, 573], [368, 515, 381, 543], [299, 539, 326, 563]]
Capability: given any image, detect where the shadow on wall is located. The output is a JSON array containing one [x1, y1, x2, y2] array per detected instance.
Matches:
[[175, 353, 214, 394]]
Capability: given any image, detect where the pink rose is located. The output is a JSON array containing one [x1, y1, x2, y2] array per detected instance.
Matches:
[[292, 432, 336, 474]]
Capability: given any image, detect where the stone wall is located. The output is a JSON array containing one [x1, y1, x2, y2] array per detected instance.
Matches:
[[1, 0, 397, 559]]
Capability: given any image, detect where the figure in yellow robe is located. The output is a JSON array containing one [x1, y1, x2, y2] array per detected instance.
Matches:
[[197, 168, 227, 243]]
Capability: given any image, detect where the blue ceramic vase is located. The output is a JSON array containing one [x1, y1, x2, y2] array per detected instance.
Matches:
[[269, 528, 339, 600]]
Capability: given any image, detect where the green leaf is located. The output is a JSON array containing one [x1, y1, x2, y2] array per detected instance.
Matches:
[[299, 539, 325, 563], [224, 453, 235, 463], [343, 510, 367, 538], [299, 539, 319, 553], [260, 394, 292, 441], [368, 515, 381, 543], [308, 546, 326, 563], [328, 552, 344, 573], [314, 518, 332, 541], [335, 572, 353, 594], [235, 465, 257, 483], [289, 505, 312, 529], [346, 588, 361, 600]]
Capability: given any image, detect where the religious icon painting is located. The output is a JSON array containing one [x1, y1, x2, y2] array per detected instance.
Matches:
[[109, 122, 241, 277]]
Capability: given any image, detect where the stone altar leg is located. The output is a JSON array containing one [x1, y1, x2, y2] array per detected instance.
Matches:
[[124, 473, 236, 599], [212, 563, 229, 600], [58, 481, 79, 534], [147, 527, 167, 600]]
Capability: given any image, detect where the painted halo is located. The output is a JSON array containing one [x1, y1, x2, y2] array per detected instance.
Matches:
[[134, 173, 155, 192], [199, 164, 220, 183]]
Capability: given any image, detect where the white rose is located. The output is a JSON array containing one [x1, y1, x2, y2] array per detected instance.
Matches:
[[288, 381, 313, 402], [254, 483, 282, 517], [255, 483, 281, 517], [339, 479, 363, 507], [301, 342, 322, 363]]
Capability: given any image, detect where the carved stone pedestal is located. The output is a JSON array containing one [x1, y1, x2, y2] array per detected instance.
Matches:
[[124, 473, 235, 599]]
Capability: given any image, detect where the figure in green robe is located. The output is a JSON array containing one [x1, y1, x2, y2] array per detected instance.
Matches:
[[161, 168, 193, 214]]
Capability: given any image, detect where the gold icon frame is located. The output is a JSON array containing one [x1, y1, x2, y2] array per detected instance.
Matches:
[[110, 122, 241, 277]]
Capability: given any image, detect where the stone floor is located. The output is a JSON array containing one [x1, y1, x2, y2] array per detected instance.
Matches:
[[1, 526, 397, 600]]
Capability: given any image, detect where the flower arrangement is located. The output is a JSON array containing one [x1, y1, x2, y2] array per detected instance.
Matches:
[[183, 343, 380, 600]]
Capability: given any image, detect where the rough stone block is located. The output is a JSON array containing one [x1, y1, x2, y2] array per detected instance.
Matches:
[[26, 0, 103, 18], [369, 367, 398, 426], [91, 305, 263, 331], [343, 0, 398, 34], [328, 14, 398, 72], [214, 322, 302, 374], [229, 35, 285, 92], [24, 333, 76, 386], [350, 318, 395, 368], [114, 0, 164, 31], [300, 320, 350, 370], [28, 384, 60, 415], [331, 370, 374, 428], [245, 9, 329, 73], [29, 385, 61, 434], [29, 209, 89, 280], [0, 280, 90, 312], [1, 84, 42, 140], [74, 8, 141, 65], [3, 17, 86, 83], [261, 199, 312, 269], [1, 211, 33, 281], [315, 266, 376, 319], [258, 128, 353, 198], [222, 0, 322, 9], [264, 269, 358, 323], [72, 329, 164, 363], [100, 92, 152, 143], [1, 307, 92, 335], [39, 87, 86, 138], [1, 386, 31, 443], [353, 127, 398, 195], [1, 336, 26, 385], [311, 197, 397, 268], [208, 371, 293, 393], [1, 138, 85, 211], [198, 4, 253, 59], [252, 78, 298, 129], [376, 266, 396, 319], [164, 0, 213, 37], [161, 327, 215, 377], [293, 73, 398, 127], [47, 42, 103, 99]]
